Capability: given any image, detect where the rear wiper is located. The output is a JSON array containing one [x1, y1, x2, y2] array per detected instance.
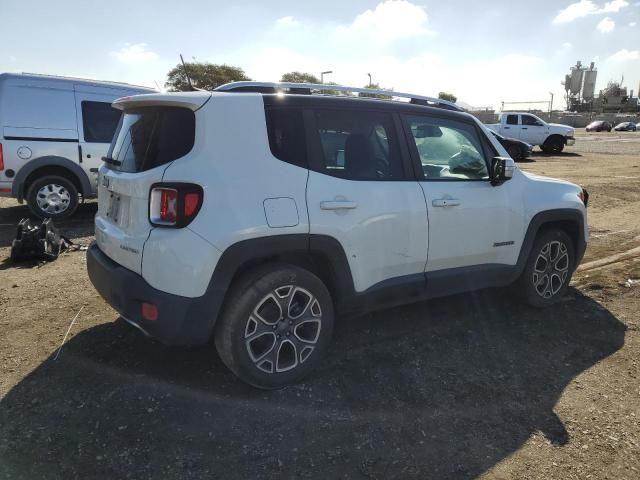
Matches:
[[102, 156, 122, 167]]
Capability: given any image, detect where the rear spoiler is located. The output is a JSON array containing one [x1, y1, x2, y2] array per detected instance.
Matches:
[[112, 92, 212, 111]]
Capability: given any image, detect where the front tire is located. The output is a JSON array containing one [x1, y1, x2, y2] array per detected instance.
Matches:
[[26, 175, 79, 220], [507, 145, 522, 161], [541, 136, 565, 154], [215, 264, 334, 389], [515, 230, 575, 308]]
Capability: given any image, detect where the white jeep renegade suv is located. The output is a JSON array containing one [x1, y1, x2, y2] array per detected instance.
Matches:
[[87, 82, 588, 389]]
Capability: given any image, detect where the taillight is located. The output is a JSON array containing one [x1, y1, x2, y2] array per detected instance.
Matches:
[[578, 188, 589, 207], [0, 143, 4, 171], [149, 183, 203, 227]]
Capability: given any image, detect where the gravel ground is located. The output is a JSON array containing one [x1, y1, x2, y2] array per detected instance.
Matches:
[[0, 130, 638, 479]]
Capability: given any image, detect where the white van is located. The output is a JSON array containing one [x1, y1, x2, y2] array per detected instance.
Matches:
[[0, 73, 154, 218]]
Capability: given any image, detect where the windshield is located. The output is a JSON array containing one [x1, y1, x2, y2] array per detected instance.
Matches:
[[105, 106, 195, 172]]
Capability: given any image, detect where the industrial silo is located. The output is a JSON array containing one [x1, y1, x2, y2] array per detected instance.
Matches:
[[582, 63, 598, 101]]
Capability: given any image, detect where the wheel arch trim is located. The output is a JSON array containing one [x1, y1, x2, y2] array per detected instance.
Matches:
[[513, 208, 586, 280], [11, 155, 93, 201]]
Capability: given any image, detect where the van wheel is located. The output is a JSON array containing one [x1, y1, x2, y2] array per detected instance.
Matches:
[[26, 175, 79, 220], [541, 136, 565, 154], [515, 230, 575, 308], [215, 264, 334, 389]]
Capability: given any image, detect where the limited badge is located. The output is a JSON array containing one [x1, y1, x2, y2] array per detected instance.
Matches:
[[17, 146, 32, 160]]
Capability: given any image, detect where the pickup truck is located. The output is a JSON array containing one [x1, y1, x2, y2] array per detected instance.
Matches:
[[487, 112, 575, 154]]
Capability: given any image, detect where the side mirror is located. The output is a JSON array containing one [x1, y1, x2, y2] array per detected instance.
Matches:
[[490, 156, 515, 186]]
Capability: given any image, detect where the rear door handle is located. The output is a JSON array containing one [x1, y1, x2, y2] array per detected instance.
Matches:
[[432, 198, 460, 208], [320, 200, 358, 210], [522, 127, 528, 130]]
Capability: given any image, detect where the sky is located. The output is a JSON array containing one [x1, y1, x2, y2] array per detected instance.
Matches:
[[1, 0, 639, 110]]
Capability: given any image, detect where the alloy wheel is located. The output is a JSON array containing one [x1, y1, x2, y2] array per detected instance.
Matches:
[[244, 285, 322, 374], [532, 240, 569, 298]]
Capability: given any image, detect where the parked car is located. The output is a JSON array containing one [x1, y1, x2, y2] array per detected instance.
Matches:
[[585, 120, 612, 132], [87, 81, 589, 388], [0, 73, 154, 219], [486, 112, 575, 153], [613, 122, 637, 132], [489, 130, 532, 161]]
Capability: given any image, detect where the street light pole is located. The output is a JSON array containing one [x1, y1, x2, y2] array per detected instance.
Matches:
[[321, 70, 332, 84], [549, 92, 554, 120], [367, 73, 372, 87]]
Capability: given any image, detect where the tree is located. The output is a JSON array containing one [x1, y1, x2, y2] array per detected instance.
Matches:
[[280, 71, 320, 84], [358, 83, 392, 99], [438, 91, 458, 103], [165, 62, 250, 91]]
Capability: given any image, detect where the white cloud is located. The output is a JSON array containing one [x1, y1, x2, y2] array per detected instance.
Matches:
[[109, 43, 159, 63], [275, 16, 299, 28], [553, 0, 628, 23], [597, 16, 616, 31], [562, 42, 574, 48], [630, 21, 637, 26], [607, 49, 640, 61], [339, 0, 433, 40]]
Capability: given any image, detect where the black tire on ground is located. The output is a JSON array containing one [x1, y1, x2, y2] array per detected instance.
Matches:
[[507, 145, 522, 161], [215, 264, 335, 389], [26, 175, 79, 220], [514, 229, 575, 308], [541, 136, 565, 154]]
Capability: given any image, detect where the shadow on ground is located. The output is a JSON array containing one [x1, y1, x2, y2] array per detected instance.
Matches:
[[0, 289, 625, 479], [0, 201, 97, 250], [531, 151, 582, 158]]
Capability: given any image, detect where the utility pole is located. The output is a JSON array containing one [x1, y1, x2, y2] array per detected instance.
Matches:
[[549, 92, 554, 120], [321, 70, 332, 84], [367, 73, 372, 87]]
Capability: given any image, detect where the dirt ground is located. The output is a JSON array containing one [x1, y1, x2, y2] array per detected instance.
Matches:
[[0, 130, 639, 479]]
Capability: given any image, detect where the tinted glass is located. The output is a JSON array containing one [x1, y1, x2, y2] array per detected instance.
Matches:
[[106, 107, 195, 172], [404, 115, 489, 180], [313, 109, 403, 180], [506, 114, 518, 125], [81, 101, 122, 143], [265, 108, 307, 167], [521, 115, 541, 126]]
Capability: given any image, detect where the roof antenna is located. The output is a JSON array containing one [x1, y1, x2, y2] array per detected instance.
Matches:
[[180, 54, 205, 91]]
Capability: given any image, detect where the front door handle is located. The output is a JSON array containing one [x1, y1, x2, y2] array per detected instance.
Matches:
[[521, 127, 528, 130], [432, 198, 460, 208], [320, 200, 358, 210]]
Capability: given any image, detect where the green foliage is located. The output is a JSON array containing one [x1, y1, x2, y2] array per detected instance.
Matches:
[[438, 91, 458, 103], [165, 62, 251, 91], [358, 83, 392, 99], [280, 71, 320, 83]]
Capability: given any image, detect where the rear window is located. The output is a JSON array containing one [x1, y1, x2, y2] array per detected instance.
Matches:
[[105, 107, 195, 172]]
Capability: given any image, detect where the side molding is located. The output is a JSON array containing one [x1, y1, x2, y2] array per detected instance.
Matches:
[[11, 155, 93, 200]]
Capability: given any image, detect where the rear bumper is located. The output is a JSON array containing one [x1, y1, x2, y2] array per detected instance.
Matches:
[[87, 242, 217, 346]]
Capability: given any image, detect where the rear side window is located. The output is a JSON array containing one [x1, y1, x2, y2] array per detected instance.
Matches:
[[506, 114, 518, 125], [81, 101, 122, 143], [312, 109, 403, 180], [105, 107, 195, 172], [265, 108, 307, 167]]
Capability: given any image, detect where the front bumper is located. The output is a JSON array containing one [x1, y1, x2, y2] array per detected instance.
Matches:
[[86, 242, 216, 346], [565, 136, 576, 146]]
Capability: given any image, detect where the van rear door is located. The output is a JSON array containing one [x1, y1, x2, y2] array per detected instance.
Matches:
[[94, 101, 201, 274], [74, 85, 139, 193]]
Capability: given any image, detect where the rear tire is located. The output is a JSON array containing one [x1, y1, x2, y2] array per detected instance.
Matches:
[[26, 175, 79, 220], [215, 264, 334, 389], [515, 230, 575, 308]]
